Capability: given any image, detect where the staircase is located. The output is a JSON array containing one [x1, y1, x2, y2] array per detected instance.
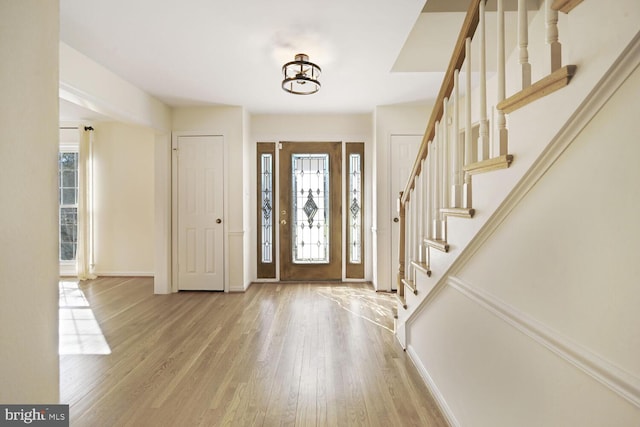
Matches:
[[393, 0, 640, 425], [395, 0, 580, 334]]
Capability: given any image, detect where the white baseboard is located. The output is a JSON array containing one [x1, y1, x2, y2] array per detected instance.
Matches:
[[406, 344, 460, 427], [94, 271, 154, 277]]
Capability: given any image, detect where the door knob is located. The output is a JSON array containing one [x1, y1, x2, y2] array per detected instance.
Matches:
[[393, 217, 399, 223], [216, 218, 222, 224]]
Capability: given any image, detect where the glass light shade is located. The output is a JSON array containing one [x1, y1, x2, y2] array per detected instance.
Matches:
[[282, 53, 321, 95]]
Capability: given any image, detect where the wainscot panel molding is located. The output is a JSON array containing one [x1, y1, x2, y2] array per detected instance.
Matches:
[[448, 276, 640, 408]]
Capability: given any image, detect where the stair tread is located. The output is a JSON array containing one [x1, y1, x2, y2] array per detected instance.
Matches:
[[401, 278, 418, 295], [497, 65, 577, 114], [441, 207, 475, 218], [397, 294, 408, 310], [410, 260, 432, 277], [425, 238, 450, 253]]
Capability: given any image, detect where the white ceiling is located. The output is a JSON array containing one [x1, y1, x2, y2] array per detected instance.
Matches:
[[58, 0, 539, 119]]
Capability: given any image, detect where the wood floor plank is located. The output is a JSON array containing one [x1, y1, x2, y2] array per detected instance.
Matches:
[[60, 278, 448, 426]]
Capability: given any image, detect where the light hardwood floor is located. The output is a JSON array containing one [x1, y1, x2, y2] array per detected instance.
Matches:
[[60, 277, 448, 426]]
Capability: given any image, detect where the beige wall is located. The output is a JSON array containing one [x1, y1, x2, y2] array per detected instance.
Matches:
[[93, 122, 155, 275], [0, 0, 60, 403], [251, 114, 372, 140]]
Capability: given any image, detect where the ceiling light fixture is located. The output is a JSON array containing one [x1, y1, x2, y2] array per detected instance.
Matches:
[[282, 53, 321, 95]]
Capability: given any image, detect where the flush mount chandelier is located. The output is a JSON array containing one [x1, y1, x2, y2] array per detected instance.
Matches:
[[281, 53, 321, 95]]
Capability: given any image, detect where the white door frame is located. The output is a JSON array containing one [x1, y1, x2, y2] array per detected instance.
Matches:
[[389, 133, 422, 291], [171, 131, 228, 292]]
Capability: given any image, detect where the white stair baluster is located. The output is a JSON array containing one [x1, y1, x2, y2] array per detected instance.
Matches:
[[497, 0, 508, 156], [546, 0, 562, 72], [464, 37, 473, 209], [404, 197, 409, 283], [519, 0, 532, 88], [423, 156, 431, 252], [417, 161, 425, 263], [408, 196, 415, 281], [478, 0, 490, 162], [433, 128, 440, 240], [442, 97, 450, 211], [431, 139, 439, 240], [452, 69, 463, 207]]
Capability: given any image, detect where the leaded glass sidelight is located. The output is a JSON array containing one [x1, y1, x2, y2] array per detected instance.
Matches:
[[257, 143, 276, 278], [348, 153, 362, 264], [345, 143, 364, 279], [291, 153, 330, 264], [261, 153, 274, 263]]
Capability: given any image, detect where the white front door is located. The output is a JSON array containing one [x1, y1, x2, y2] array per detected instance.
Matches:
[[176, 135, 224, 291], [390, 134, 421, 291]]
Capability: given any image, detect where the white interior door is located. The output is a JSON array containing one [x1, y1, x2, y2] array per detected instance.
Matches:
[[390, 135, 421, 291], [177, 135, 224, 291]]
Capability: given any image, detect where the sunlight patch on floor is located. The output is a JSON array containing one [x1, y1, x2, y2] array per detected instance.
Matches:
[[59, 280, 111, 355], [316, 286, 395, 333]]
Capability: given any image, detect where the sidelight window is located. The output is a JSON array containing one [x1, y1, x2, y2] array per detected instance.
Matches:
[[345, 143, 364, 278], [257, 143, 276, 278]]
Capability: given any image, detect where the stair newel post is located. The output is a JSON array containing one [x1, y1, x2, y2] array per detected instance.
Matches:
[[518, 0, 532, 89], [546, 0, 562, 72], [477, 0, 490, 162], [497, 0, 508, 156], [452, 69, 463, 208], [463, 37, 474, 209], [397, 191, 406, 299]]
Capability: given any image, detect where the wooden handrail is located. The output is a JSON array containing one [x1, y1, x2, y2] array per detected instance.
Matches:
[[400, 0, 485, 206]]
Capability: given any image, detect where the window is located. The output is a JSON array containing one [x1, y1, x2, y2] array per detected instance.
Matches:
[[59, 150, 78, 262], [59, 127, 80, 273], [345, 143, 364, 278], [291, 153, 330, 264], [256, 142, 276, 278]]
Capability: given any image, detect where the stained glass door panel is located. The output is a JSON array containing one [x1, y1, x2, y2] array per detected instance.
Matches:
[[291, 153, 330, 264], [279, 142, 342, 281]]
